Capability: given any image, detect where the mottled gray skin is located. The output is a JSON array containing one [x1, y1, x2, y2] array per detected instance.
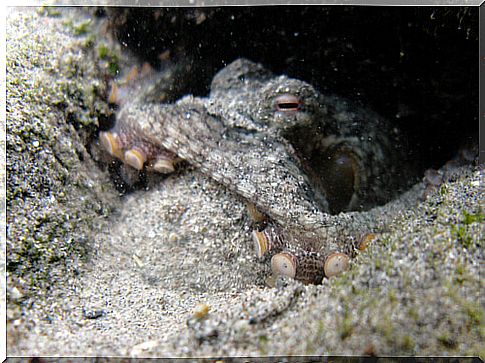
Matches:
[[206, 59, 410, 212], [108, 58, 415, 280]]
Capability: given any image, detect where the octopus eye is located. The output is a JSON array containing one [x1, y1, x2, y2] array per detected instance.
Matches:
[[324, 252, 350, 277], [274, 94, 300, 112], [271, 252, 296, 279]]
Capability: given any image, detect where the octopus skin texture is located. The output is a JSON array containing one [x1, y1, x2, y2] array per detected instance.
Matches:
[[100, 58, 415, 284]]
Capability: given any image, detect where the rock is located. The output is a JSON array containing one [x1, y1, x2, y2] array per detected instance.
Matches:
[[6, 6, 119, 338]]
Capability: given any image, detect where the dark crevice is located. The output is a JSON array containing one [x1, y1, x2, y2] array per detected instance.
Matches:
[[101, 6, 478, 203]]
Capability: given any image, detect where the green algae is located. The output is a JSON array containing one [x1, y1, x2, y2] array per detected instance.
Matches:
[[6, 8, 119, 303]]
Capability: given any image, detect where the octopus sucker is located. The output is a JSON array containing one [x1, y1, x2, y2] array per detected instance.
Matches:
[[99, 131, 122, 159], [101, 58, 417, 284], [124, 148, 146, 170], [100, 126, 181, 173], [252, 230, 268, 259], [358, 232, 377, 251], [108, 83, 119, 104], [150, 157, 175, 174], [271, 248, 340, 284], [108, 62, 159, 107], [271, 252, 297, 279], [252, 224, 288, 258], [260, 224, 351, 283], [252, 227, 284, 259], [246, 202, 268, 224], [324, 252, 350, 278]]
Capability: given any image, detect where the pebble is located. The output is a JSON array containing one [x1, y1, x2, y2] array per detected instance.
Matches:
[[233, 318, 249, 333], [193, 303, 210, 319], [10, 286, 24, 300], [168, 232, 178, 243], [83, 308, 105, 320], [130, 339, 160, 356]]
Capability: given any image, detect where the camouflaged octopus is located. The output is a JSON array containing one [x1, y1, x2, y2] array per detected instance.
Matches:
[[100, 58, 413, 284]]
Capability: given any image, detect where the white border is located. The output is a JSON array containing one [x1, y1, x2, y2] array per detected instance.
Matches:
[[2, 1, 482, 360], [1, 3, 7, 362]]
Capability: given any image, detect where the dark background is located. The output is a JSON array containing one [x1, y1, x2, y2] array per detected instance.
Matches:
[[104, 6, 478, 174]]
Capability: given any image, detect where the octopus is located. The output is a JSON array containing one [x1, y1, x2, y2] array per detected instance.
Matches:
[[100, 58, 415, 284]]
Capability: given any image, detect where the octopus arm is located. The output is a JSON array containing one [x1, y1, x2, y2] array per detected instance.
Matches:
[[118, 98, 331, 228]]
